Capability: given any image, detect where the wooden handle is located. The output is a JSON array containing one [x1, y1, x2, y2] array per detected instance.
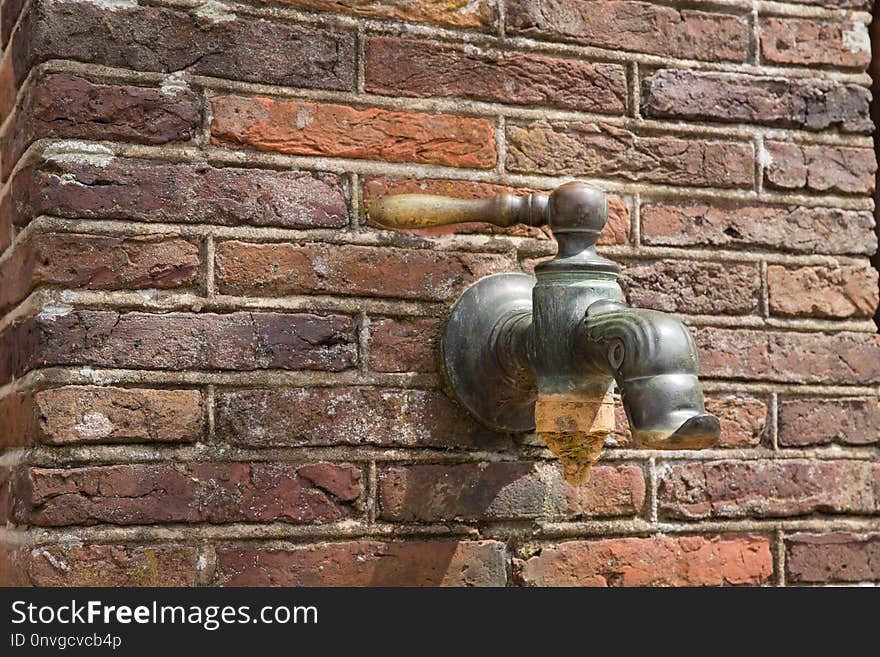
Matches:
[[367, 192, 548, 230]]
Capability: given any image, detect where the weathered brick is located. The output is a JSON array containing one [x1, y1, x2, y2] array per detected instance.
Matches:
[[367, 317, 440, 373], [642, 69, 870, 133], [34, 386, 204, 445], [640, 202, 877, 256], [0, 466, 11, 525], [21, 544, 199, 586], [778, 397, 880, 446], [1, 0, 25, 48], [0, 233, 200, 311], [0, 390, 34, 448], [216, 241, 510, 301], [506, 121, 754, 188], [0, 310, 357, 383], [786, 533, 880, 583], [366, 36, 626, 114], [216, 387, 509, 450], [12, 157, 348, 229], [275, 0, 499, 30], [515, 535, 773, 586], [505, 0, 748, 62], [658, 460, 880, 519], [379, 462, 646, 521], [363, 177, 630, 245], [3, 73, 201, 179], [15, 1, 355, 90], [0, 55, 14, 126], [768, 264, 879, 319], [210, 95, 497, 168], [693, 328, 880, 385], [620, 260, 760, 315], [15, 462, 362, 526], [215, 540, 507, 586], [761, 18, 871, 69], [764, 141, 876, 195], [0, 548, 28, 586]]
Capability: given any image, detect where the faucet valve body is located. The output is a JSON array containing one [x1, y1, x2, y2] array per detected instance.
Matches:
[[371, 182, 720, 482]]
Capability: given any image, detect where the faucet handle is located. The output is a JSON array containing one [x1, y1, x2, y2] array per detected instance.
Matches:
[[367, 191, 549, 230]]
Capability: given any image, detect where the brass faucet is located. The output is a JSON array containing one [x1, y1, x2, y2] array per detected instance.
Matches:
[[370, 182, 720, 483]]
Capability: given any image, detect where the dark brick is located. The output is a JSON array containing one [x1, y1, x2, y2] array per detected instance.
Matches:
[[365, 36, 627, 113], [506, 121, 754, 188], [0, 310, 357, 383], [3, 73, 200, 179], [379, 462, 646, 521], [216, 241, 511, 301], [640, 202, 877, 256], [215, 540, 507, 586], [216, 387, 509, 449], [515, 535, 773, 586], [786, 533, 880, 583], [658, 460, 880, 519], [0, 233, 201, 312], [0, 390, 35, 449], [505, 0, 749, 62], [15, 462, 362, 526], [620, 260, 760, 315], [14, 1, 355, 89], [12, 157, 348, 229], [642, 69, 871, 133], [693, 328, 880, 385], [778, 397, 880, 446], [367, 317, 440, 373]]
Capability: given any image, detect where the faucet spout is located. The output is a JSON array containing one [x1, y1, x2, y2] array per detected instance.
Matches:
[[584, 299, 720, 449]]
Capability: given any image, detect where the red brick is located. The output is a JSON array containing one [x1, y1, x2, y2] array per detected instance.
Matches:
[[1, 0, 25, 48], [515, 535, 773, 586], [507, 121, 754, 188], [215, 387, 510, 450], [366, 36, 626, 114], [3, 73, 200, 179], [0, 549, 29, 586], [693, 328, 880, 385], [274, 0, 499, 30], [13, 157, 348, 229], [210, 95, 497, 169], [17, 1, 355, 90], [786, 533, 880, 583], [506, 0, 748, 62], [15, 462, 363, 526], [34, 386, 204, 445], [612, 394, 767, 448], [379, 462, 645, 521], [20, 544, 199, 586], [0, 233, 201, 311], [761, 18, 871, 69], [0, 467, 11, 525], [640, 201, 877, 256], [0, 390, 35, 448], [367, 317, 440, 373], [658, 460, 880, 519], [216, 241, 510, 301], [363, 177, 630, 245], [768, 264, 878, 319], [778, 397, 880, 446], [764, 141, 876, 195], [620, 260, 760, 315], [0, 310, 357, 383], [642, 69, 870, 133], [216, 540, 507, 586]]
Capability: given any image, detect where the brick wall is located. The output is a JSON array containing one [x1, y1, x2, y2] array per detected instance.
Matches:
[[0, 0, 878, 587]]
